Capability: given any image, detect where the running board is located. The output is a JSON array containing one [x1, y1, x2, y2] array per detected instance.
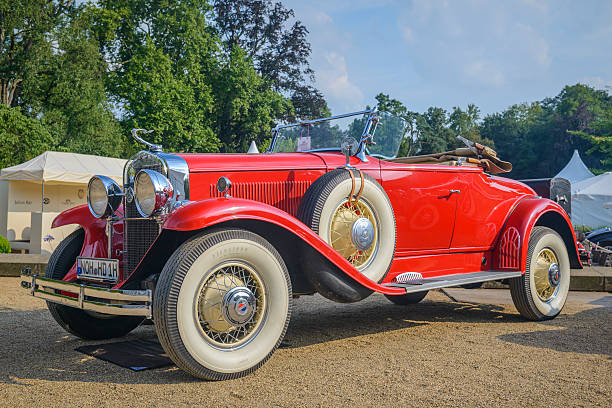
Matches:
[[383, 271, 522, 294]]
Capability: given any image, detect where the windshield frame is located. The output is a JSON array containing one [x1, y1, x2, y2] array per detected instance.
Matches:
[[267, 109, 372, 150], [267, 109, 406, 160]]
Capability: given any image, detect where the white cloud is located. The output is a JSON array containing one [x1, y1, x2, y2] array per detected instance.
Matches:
[[463, 60, 505, 86], [401, 26, 414, 43], [313, 11, 333, 24], [318, 52, 364, 112], [396, 1, 552, 88], [579, 77, 612, 91]]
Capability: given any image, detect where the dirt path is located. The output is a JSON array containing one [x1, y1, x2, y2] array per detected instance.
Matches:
[[0, 277, 610, 407]]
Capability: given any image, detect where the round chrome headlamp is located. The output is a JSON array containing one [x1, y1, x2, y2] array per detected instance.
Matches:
[[134, 169, 173, 217], [87, 175, 122, 218]]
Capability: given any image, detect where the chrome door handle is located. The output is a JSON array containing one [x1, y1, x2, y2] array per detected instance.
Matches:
[[449, 189, 461, 194]]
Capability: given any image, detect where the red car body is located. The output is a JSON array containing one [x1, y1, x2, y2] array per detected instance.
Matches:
[[22, 108, 583, 380], [51, 151, 581, 296]]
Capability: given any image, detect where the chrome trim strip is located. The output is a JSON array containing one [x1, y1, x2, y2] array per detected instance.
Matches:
[[384, 270, 522, 294], [271, 109, 375, 132], [20, 271, 152, 318], [158, 152, 190, 200]]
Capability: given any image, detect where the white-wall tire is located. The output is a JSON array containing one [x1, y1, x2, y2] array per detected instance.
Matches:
[[153, 228, 292, 380], [510, 226, 570, 320], [298, 168, 396, 283]]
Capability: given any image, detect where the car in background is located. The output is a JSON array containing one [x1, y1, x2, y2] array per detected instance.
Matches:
[[587, 227, 612, 266]]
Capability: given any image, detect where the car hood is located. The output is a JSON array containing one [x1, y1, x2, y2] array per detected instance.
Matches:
[[177, 152, 328, 172]]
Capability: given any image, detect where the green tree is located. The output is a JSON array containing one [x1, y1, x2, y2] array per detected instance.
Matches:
[[569, 106, 612, 171], [0, 105, 54, 168], [480, 84, 611, 178], [100, 0, 293, 153], [211, 0, 329, 120], [374, 93, 418, 156], [449, 104, 494, 148], [417, 107, 456, 154], [480, 103, 544, 179], [212, 47, 292, 152], [100, 0, 220, 153], [1, 1, 124, 157], [545, 84, 612, 174]]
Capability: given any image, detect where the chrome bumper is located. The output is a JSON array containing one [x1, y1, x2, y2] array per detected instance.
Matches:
[[20, 269, 152, 318]]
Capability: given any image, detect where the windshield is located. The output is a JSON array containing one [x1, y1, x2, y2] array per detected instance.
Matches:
[[270, 110, 406, 159]]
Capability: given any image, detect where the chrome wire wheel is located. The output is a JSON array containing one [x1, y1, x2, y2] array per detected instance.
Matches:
[[154, 228, 291, 380], [328, 199, 378, 270], [509, 226, 570, 321], [196, 262, 266, 349], [532, 248, 560, 302]]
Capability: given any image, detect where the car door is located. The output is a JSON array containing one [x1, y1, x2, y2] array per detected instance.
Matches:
[[380, 162, 460, 251], [450, 171, 534, 249]]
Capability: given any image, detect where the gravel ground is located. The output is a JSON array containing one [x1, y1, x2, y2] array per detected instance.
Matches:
[[0, 276, 610, 407]]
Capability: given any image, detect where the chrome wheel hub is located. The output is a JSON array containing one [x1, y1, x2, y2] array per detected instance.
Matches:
[[196, 262, 266, 348], [548, 262, 560, 287], [222, 286, 256, 326], [351, 217, 375, 251], [329, 199, 378, 269], [533, 248, 560, 302]]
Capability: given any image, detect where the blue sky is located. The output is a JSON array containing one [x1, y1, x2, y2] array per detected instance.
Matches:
[[282, 0, 612, 116]]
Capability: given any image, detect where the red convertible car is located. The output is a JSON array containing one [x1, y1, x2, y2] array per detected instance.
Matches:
[[20, 109, 580, 380]]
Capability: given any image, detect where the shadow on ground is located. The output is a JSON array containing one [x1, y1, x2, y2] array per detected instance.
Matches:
[[1, 293, 609, 385], [497, 307, 611, 358]]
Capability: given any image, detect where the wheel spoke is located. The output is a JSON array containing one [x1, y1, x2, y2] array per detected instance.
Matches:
[[196, 262, 266, 348]]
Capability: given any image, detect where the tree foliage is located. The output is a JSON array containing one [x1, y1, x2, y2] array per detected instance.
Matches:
[[0, 1, 124, 161], [211, 0, 329, 120], [374, 93, 494, 157], [482, 84, 611, 178], [100, 0, 293, 154], [0, 105, 54, 169], [376, 84, 611, 179]]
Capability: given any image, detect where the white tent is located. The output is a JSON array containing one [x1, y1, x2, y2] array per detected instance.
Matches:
[[0, 151, 126, 254], [554, 149, 594, 185], [0, 151, 125, 185], [571, 172, 612, 229]]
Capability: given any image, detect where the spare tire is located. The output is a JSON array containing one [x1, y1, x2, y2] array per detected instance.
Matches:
[[298, 168, 396, 284]]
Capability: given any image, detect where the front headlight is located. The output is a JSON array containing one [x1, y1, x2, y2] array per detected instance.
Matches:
[[134, 169, 173, 217], [87, 175, 122, 218]]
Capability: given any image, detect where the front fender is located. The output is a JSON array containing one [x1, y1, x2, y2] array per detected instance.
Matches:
[[162, 198, 405, 295], [494, 197, 581, 272], [51, 205, 108, 282]]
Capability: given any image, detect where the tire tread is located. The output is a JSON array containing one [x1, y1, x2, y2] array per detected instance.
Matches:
[[154, 228, 292, 380]]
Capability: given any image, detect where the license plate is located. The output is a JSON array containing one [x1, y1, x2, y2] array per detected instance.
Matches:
[[77, 257, 119, 282]]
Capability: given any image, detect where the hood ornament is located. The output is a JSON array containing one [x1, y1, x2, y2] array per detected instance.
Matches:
[[131, 128, 162, 152]]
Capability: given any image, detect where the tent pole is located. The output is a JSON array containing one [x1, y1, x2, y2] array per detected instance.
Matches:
[[41, 181, 44, 213]]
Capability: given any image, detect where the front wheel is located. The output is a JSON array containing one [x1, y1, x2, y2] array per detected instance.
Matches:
[[154, 228, 292, 380], [510, 227, 570, 321], [46, 229, 144, 339]]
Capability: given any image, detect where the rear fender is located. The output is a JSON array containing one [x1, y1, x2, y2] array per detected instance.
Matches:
[[120, 198, 405, 296], [493, 197, 581, 272], [51, 205, 108, 282]]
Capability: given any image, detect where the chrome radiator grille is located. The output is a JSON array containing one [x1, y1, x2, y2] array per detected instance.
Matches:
[[124, 153, 166, 276]]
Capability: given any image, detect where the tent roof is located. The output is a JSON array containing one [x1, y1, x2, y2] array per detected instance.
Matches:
[[0, 151, 126, 185], [554, 149, 594, 184], [572, 171, 612, 197]]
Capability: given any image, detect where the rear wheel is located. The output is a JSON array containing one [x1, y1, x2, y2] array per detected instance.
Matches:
[[384, 290, 428, 305], [153, 228, 292, 380], [46, 229, 144, 340], [510, 227, 570, 321]]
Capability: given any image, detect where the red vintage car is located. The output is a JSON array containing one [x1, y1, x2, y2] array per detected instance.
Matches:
[[20, 109, 580, 380]]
